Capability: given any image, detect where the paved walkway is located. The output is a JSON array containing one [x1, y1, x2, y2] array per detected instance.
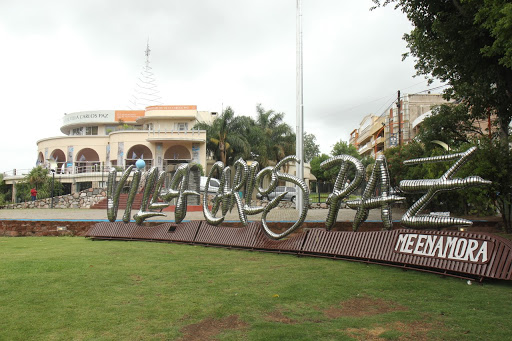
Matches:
[[0, 207, 406, 223]]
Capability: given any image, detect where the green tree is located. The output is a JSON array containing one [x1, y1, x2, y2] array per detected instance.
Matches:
[[310, 154, 332, 182], [194, 107, 250, 166], [331, 140, 374, 172], [310, 140, 376, 184], [331, 140, 359, 158], [16, 170, 64, 202], [372, 0, 512, 140], [384, 141, 497, 217], [417, 104, 488, 150], [0, 174, 10, 205], [25, 166, 49, 190], [303, 132, 320, 163], [373, 0, 512, 230], [383, 141, 426, 189], [251, 104, 295, 167]]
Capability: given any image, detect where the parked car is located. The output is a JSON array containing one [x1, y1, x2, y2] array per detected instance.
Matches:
[[257, 186, 297, 203], [200, 176, 221, 193]]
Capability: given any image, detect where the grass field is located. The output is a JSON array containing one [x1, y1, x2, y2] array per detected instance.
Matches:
[[309, 193, 361, 203], [1, 237, 511, 340]]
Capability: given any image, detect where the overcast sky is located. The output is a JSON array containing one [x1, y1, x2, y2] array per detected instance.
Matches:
[[0, 0, 445, 173]]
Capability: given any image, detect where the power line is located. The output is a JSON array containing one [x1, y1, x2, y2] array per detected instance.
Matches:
[[377, 83, 450, 118], [409, 84, 449, 95], [335, 82, 448, 118]]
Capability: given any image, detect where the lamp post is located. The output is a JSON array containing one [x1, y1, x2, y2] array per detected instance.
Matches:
[[50, 169, 55, 209]]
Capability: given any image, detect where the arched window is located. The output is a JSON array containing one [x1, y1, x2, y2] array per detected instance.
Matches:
[[164, 145, 191, 161], [126, 144, 153, 169], [75, 148, 100, 173], [50, 149, 67, 174]]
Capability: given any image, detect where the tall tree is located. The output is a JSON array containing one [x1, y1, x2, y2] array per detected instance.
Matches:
[[331, 140, 373, 169], [330, 140, 374, 180], [331, 140, 360, 159], [251, 104, 295, 167], [310, 153, 339, 183], [303, 132, 320, 163], [373, 0, 512, 230], [372, 0, 512, 142], [194, 107, 250, 166], [417, 104, 487, 150]]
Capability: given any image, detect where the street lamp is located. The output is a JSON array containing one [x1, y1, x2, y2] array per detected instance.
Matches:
[[50, 169, 55, 209]]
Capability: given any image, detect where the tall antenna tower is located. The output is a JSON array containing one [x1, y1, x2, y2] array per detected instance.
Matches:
[[128, 40, 163, 109]]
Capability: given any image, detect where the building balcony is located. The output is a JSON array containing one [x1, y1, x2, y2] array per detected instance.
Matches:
[[358, 143, 371, 155], [373, 136, 385, 146], [145, 130, 206, 142]]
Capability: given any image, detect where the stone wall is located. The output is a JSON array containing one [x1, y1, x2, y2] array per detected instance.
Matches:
[[6, 188, 327, 210], [6, 188, 106, 210]]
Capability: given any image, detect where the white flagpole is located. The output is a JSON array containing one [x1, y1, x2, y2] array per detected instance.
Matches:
[[296, 0, 304, 210]]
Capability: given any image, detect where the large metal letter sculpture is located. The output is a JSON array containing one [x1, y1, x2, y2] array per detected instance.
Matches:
[[107, 162, 203, 225], [122, 164, 144, 223], [107, 165, 135, 222], [399, 147, 491, 229], [321, 155, 364, 229], [243, 161, 266, 216], [160, 163, 200, 224], [346, 155, 405, 231], [203, 160, 248, 226], [133, 167, 168, 224], [201, 156, 309, 239], [258, 155, 309, 239]]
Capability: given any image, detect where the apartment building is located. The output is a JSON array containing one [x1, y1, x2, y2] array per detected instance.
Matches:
[[349, 94, 450, 157]]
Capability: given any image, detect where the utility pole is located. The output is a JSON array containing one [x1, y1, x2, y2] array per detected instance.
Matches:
[[397, 90, 402, 146]]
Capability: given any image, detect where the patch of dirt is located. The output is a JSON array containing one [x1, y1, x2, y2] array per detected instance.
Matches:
[[324, 296, 407, 319], [344, 320, 442, 341], [345, 326, 388, 340], [265, 310, 298, 324], [130, 274, 143, 284], [179, 315, 248, 341]]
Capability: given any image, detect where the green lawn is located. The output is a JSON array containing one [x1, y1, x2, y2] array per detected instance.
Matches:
[[1, 237, 511, 340]]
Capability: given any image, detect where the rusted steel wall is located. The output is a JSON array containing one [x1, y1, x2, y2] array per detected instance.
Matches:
[[195, 222, 259, 248], [85, 222, 512, 281], [252, 227, 306, 254], [85, 221, 201, 243], [302, 229, 512, 281]]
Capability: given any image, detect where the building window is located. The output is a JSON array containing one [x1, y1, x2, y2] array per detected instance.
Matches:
[[85, 126, 98, 135], [105, 126, 116, 135], [72, 127, 83, 135], [175, 123, 188, 131]]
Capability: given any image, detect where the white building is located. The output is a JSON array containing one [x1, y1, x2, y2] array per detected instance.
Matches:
[[5, 105, 215, 195]]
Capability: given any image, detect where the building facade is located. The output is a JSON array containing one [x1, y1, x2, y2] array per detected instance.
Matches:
[[29, 105, 215, 193], [349, 94, 451, 157]]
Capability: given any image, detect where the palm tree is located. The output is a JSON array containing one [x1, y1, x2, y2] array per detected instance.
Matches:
[[251, 104, 295, 167], [195, 107, 250, 166], [25, 166, 49, 190]]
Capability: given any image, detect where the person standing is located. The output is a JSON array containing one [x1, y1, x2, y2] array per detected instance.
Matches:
[[30, 188, 37, 201]]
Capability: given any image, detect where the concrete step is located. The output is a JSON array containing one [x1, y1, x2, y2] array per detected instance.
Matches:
[[91, 193, 143, 210]]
